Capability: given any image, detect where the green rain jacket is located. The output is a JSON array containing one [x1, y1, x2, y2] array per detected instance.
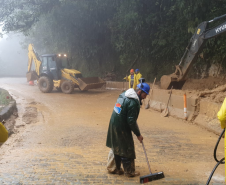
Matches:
[[106, 88, 141, 159]]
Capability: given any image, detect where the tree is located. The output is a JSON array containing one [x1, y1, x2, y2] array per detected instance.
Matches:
[[1, 0, 226, 80], [0, 0, 60, 33]]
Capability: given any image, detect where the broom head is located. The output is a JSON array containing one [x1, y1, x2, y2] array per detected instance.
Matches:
[[140, 172, 164, 184]]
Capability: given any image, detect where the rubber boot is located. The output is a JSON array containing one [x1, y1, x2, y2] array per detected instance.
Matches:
[[122, 158, 140, 177], [108, 154, 124, 175]]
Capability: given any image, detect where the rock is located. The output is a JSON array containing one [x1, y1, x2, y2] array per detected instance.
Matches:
[[208, 63, 222, 77]]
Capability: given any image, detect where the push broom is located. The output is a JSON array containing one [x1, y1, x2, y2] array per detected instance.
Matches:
[[140, 141, 164, 183]]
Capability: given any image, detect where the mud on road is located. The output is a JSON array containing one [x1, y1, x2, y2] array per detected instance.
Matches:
[[0, 77, 224, 185]]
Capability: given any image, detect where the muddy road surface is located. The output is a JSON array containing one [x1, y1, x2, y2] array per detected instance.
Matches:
[[0, 78, 224, 184]]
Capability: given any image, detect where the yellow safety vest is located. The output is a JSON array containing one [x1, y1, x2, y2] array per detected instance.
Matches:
[[136, 73, 142, 85], [217, 97, 226, 182], [125, 75, 137, 90], [0, 122, 8, 142], [217, 98, 226, 129]]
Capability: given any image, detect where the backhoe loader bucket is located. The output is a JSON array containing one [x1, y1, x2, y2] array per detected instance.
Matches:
[[26, 71, 38, 82], [77, 77, 106, 91], [160, 74, 186, 90]]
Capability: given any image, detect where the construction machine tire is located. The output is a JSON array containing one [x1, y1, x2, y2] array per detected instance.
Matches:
[[61, 81, 74, 94], [38, 76, 53, 93]]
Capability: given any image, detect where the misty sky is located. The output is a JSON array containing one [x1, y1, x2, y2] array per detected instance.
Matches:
[[0, 33, 27, 77]]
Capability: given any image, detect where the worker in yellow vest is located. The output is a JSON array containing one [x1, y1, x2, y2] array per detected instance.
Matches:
[[124, 69, 137, 90], [217, 98, 226, 182], [0, 122, 8, 143], [135, 69, 142, 85]]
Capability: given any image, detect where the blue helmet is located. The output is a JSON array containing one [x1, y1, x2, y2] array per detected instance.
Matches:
[[135, 69, 139, 73], [137, 83, 150, 95]]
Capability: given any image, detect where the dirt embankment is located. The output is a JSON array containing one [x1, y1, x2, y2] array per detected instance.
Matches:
[[167, 76, 226, 104], [182, 76, 226, 91]]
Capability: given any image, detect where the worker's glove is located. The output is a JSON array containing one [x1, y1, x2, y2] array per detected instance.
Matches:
[[137, 135, 143, 143]]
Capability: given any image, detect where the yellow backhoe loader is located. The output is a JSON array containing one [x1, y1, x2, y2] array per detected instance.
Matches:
[[26, 44, 105, 93]]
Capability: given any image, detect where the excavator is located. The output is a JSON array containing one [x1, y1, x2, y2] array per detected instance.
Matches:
[[161, 14, 226, 89], [26, 44, 105, 93]]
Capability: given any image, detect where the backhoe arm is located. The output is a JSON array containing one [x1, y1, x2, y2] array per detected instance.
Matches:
[[205, 18, 226, 39], [28, 44, 42, 76], [161, 14, 226, 89], [180, 14, 226, 80]]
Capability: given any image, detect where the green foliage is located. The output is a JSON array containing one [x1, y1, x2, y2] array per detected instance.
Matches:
[[0, 0, 60, 32], [0, 89, 11, 110], [1, 0, 226, 80]]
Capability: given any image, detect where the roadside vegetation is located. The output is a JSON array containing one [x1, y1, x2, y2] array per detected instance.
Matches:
[[1, 0, 226, 80], [0, 88, 11, 111]]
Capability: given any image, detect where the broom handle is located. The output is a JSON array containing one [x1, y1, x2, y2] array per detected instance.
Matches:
[[142, 141, 152, 174], [148, 78, 156, 102], [166, 86, 173, 109], [123, 76, 124, 91], [151, 78, 156, 91]]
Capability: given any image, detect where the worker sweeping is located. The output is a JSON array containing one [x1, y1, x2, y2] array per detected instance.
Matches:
[[0, 121, 8, 143], [124, 69, 137, 90], [135, 69, 142, 85], [106, 81, 150, 177]]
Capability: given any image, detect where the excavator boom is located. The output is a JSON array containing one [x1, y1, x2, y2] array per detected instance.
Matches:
[[161, 14, 226, 89]]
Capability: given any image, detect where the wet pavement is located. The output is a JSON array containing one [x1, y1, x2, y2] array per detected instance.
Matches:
[[0, 77, 224, 185]]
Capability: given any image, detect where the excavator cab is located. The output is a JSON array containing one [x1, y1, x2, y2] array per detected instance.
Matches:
[[55, 54, 71, 69], [40, 54, 64, 80], [27, 54, 63, 81]]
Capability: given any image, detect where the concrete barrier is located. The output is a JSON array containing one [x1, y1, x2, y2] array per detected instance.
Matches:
[[144, 89, 198, 121], [105, 81, 160, 90], [105, 81, 222, 135], [0, 100, 17, 121], [194, 100, 222, 135], [106, 81, 129, 90]]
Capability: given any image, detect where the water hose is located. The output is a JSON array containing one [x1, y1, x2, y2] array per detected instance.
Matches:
[[206, 129, 225, 185]]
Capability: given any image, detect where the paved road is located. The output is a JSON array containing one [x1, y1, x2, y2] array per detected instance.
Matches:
[[0, 78, 224, 185]]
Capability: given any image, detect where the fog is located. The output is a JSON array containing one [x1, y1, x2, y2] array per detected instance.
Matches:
[[0, 34, 27, 77]]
